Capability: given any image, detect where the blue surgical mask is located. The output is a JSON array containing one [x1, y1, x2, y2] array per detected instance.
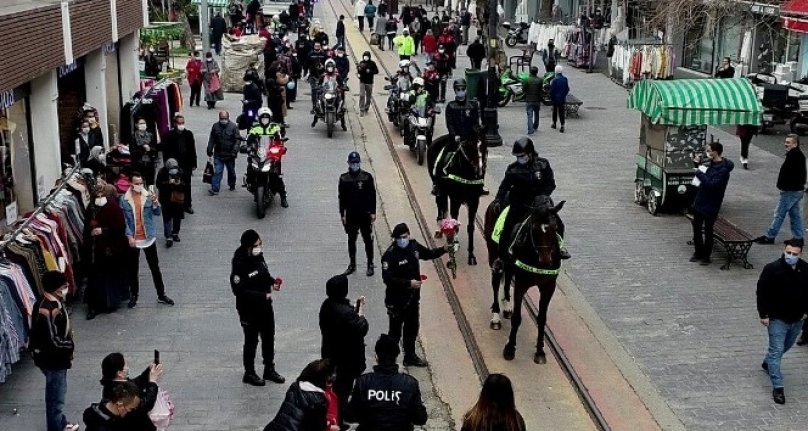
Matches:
[[349, 162, 360, 172], [516, 155, 529, 165], [785, 254, 800, 266], [168, 169, 179, 176], [396, 238, 410, 248], [455, 90, 466, 100]]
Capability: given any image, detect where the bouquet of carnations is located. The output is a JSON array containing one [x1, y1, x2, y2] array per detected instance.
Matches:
[[440, 218, 460, 279]]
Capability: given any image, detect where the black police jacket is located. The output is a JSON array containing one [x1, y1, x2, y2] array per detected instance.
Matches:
[[319, 297, 369, 375], [306, 50, 327, 77], [345, 364, 428, 431], [264, 382, 328, 431], [339, 170, 377, 218], [495, 157, 556, 207], [381, 240, 446, 309], [756, 257, 808, 323], [445, 100, 481, 140], [230, 250, 276, 325]]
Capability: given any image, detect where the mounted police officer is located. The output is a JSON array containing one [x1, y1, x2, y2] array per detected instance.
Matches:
[[246, 108, 288, 208], [444, 78, 487, 194], [338, 151, 377, 276], [381, 223, 449, 367], [493, 137, 570, 260]]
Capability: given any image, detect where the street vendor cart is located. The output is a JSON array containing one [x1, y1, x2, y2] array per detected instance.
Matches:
[[628, 78, 762, 215]]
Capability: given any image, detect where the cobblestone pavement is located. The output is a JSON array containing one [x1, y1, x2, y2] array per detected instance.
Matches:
[[0, 7, 453, 428]]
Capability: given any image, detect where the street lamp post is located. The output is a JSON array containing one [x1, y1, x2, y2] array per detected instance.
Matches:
[[200, 0, 210, 54], [483, 0, 503, 147]]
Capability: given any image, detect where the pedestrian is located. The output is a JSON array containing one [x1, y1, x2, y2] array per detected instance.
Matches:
[[377, 0, 388, 18], [357, 51, 379, 116], [386, 14, 398, 51], [120, 172, 175, 308], [355, 0, 367, 32], [162, 114, 197, 214], [99, 352, 162, 431], [84, 190, 130, 320], [374, 14, 388, 51], [715, 56, 735, 78], [394, 28, 415, 60], [206, 111, 240, 195], [459, 8, 471, 45], [345, 334, 428, 428], [83, 381, 141, 431], [339, 150, 377, 275], [549, 65, 569, 133], [186, 51, 203, 107], [466, 37, 485, 70], [381, 223, 449, 366], [156, 159, 186, 248], [230, 229, 286, 386], [263, 359, 333, 431], [736, 124, 758, 169], [319, 274, 369, 428], [542, 39, 559, 73], [433, 45, 452, 102], [522, 66, 542, 135], [461, 374, 526, 431], [202, 52, 224, 109], [422, 29, 437, 64], [131, 117, 157, 186], [142, 47, 161, 78], [364, 0, 377, 33], [689, 142, 734, 265], [336, 14, 346, 48], [756, 240, 808, 404], [210, 12, 228, 55], [754, 134, 806, 246], [228, 0, 244, 27], [75, 121, 102, 165], [30, 271, 79, 431], [85, 146, 107, 177]]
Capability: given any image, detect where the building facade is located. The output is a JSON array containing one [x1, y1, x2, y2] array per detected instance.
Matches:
[[0, 0, 146, 228]]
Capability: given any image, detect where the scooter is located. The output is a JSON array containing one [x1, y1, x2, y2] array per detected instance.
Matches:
[[503, 22, 530, 48], [404, 106, 441, 165], [385, 74, 413, 134], [243, 134, 288, 219], [497, 69, 527, 107]]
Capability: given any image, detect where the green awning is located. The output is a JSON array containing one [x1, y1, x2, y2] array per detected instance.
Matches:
[[191, 0, 229, 6], [627, 78, 762, 126]]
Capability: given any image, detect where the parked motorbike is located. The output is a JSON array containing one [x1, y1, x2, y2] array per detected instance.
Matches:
[[385, 74, 413, 135], [243, 134, 288, 219], [747, 73, 808, 135], [314, 79, 345, 138], [497, 69, 527, 107], [404, 106, 441, 165], [503, 22, 530, 48]]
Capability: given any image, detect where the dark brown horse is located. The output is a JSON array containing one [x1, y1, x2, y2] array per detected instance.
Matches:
[[483, 195, 564, 364], [427, 131, 486, 265]]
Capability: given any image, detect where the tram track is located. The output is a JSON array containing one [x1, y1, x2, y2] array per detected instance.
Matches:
[[320, 1, 609, 429]]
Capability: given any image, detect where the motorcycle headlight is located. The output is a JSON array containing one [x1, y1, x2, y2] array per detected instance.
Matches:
[[324, 93, 335, 100], [261, 164, 272, 172], [418, 118, 428, 127]]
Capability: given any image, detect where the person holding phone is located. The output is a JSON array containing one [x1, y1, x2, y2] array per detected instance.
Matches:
[[98, 352, 162, 430], [230, 229, 286, 386], [319, 274, 369, 428]]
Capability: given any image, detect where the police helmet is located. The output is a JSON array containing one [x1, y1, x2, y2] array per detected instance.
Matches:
[[257, 107, 273, 118], [325, 58, 336, 69], [398, 59, 411, 70], [512, 137, 535, 155], [413, 77, 425, 87]]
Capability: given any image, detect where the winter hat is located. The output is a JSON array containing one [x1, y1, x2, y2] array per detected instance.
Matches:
[[347, 151, 361, 163], [42, 271, 67, 293], [326, 274, 349, 299], [391, 223, 410, 238], [165, 158, 179, 170], [240, 229, 261, 249], [375, 333, 400, 359]]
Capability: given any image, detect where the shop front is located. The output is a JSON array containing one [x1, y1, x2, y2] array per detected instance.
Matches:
[[781, 0, 808, 81], [57, 59, 87, 164], [0, 85, 37, 229]]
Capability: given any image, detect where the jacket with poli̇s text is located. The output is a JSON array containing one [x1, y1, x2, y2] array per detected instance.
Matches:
[[230, 249, 276, 325], [344, 364, 428, 431]]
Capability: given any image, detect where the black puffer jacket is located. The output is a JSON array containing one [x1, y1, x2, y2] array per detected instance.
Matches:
[[99, 367, 158, 431], [319, 279, 369, 375], [495, 156, 556, 207], [230, 249, 276, 325], [777, 146, 807, 191], [264, 382, 328, 431], [345, 364, 428, 431]]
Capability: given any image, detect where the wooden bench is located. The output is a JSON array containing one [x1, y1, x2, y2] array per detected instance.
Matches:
[[686, 214, 754, 270], [565, 94, 583, 117]]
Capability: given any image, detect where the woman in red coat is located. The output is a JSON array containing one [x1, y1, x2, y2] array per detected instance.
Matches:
[[186, 52, 203, 107], [84, 189, 130, 319], [422, 29, 437, 63]]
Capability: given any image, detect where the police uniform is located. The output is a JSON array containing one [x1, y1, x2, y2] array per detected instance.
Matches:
[[445, 98, 481, 142], [381, 223, 447, 363], [338, 152, 377, 275]]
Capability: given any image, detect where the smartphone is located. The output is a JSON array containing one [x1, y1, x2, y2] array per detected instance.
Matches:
[[154, 349, 160, 365], [355, 299, 361, 312], [148, 185, 156, 195]]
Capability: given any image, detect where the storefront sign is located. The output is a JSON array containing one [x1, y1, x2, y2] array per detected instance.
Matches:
[[750, 3, 780, 16], [103, 42, 117, 56], [5, 202, 17, 226], [58, 60, 82, 79], [0, 90, 14, 110]]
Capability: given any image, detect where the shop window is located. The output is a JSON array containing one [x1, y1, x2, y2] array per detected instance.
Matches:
[[718, 16, 745, 63], [683, 15, 716, 74], [0, 104, 27, 227]]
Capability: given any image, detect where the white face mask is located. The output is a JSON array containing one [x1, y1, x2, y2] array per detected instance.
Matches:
[[95, 197, 107, 207], [252, 246, 262, 256], [137, 124, 147, 131], [260, 118, 270, 126], [81, 128, 90, 134], [363, 56, 370, 61], [176, 125, 185, 131], [132, 184, 144, 193], [88, 117, 97, 124], [60, 287, 69, 298]]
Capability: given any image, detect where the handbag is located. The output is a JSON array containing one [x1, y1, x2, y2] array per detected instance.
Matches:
[[209, 73, 221, 92], [170, 189, 185, 204], [148, 389, 175, 431], [202, 161, 214, 184]]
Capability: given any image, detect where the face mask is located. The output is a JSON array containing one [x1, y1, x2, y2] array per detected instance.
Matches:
[[439, 49, 445, 53], [337, 53, 344, 57], [260, 118, 270, 126], [60, 287, 69, 298], [252, 246, 262, 256], [363, 56, 370, 61], [132, 185, 144, 193], [207, 57, 213, 62], [349, 162, 360, 172], [455, 90, 466, 100], [177, 125, 185, 131], [516, 155, 529, 165], [81, 127, 90, 134], [137, 124, 147, 131], [95, 197, 107, 207], [88, 117, 97, 124], [219, 119, 229, 125], [327, 67, 334, 72], [785, 254, 800, 266], [168, 169, 179, 176], [396, 238, 410, 248]]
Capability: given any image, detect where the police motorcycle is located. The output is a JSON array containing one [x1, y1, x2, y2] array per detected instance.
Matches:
[[313, 60, 346, 138], [242, 108, 288, 219], [403, 77, 441, 165], [384, 60, 414, 135], [503, 22, 530, 47]]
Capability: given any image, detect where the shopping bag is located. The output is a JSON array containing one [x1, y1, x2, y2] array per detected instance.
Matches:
[[148, 389, 175, 431], [202, 161, 214, 184], [209, 74, 221, 93]]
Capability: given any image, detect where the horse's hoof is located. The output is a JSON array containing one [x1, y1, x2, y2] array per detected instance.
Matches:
[[490, 313, 501, 330], [502, 301, 513, 319], [468, 255, 477, 265], [503, 344, 516, 360], [534, 352, 547, 364]]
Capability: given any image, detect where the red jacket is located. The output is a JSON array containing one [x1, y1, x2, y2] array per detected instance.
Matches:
[[422, 34, 437, 54], [186, 59, 202, 85], [324, 385, 339, 429]]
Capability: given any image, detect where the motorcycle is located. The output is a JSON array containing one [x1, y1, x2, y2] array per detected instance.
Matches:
[[503, 22, 530, 48], [243, 134, 288, 219], [747, 72, 808, 135], [314, 78, 345, 138], [385, 74, 413, 135], [497, 69, 527, 107], [404, 106, 441, 165]]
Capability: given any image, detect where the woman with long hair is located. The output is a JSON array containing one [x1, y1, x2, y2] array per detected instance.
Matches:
[[264, 359, 334, 431], [461, 373, 526, 431]]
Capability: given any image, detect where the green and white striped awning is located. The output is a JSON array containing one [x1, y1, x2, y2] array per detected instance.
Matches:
[[191, 0, 229, 7], [627, 78, 762, 126]]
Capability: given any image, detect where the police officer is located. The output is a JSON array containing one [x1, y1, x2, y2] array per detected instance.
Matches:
[[381, 223, 449, 367], [339, 151, 377, 276], [230, 229, 286, 386], [246, 108, 288, 208], [345, 334, 428, 429], [493, 137, 570, 259], [444, 78, 487, 194]]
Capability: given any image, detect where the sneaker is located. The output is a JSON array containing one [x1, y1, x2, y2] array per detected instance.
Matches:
[[184, 206, 195, 214], [754, 236, 775, 244], [344, 263, 356, 275], [157, 295, 175, 306], [229, 186, 236, 191], [551, 123, 557, 129], [242, 372, 266, 386], [740, 157, 748, 169], [403, 355, 428, 367], [773, 387, 785, 404], [166, 239, 173, 248], [263, 368, 286, 384], [173, 235, 181, 242], [208, 189, 218, 196], [527, 129, 535, 135], [127, 296, 138, 308]]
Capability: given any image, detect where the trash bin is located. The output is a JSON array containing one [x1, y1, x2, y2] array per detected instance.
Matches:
[[465, 68, 484, 101]]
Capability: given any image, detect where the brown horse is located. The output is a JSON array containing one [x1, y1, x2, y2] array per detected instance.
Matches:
[[484, 195, 564, 364]]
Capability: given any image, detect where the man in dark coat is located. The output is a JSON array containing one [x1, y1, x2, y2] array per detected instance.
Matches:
[[83, 381, 141, 431], [319, 274, 369, 429], [690, 142, 734, 265], [210, 12, 228, 55], [336, 14, 346, 48], [339, 151, 377, 275], [162, 115, 197, 213], [755, 134, 807, 246], [466, 37, 486, 70]]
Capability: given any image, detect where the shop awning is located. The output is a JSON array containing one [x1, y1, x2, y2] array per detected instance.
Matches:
[[627, 79, 762, 126], [190, 0, 229, 7], [783, 17, 808, 33], [782, 0, 808, 17]]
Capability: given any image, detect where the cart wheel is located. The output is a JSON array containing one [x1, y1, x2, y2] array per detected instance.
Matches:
[[634, 182, 646, 204], [646, 194, 660, 215]]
